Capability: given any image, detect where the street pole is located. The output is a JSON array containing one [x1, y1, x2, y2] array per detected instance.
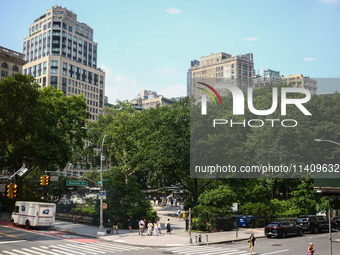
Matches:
[[328, 196, 332, 255], [98, 134, 107, 236], [189, 208, 192, 243]]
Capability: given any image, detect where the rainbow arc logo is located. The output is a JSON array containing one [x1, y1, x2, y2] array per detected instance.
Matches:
[[197, 82, 222, 106]]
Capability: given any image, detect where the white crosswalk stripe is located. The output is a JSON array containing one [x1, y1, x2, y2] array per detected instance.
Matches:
[[0, 241, 149, 255], [159, 245, 249, 255]]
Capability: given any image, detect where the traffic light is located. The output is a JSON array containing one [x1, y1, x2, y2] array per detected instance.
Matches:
[[40, 175, 50, 186], [40, 175, 46, 186], [7, 183, 17, 199], [102, 203, 107, 209], [45, 175, 49, 186], [13, 184, 17, 198]]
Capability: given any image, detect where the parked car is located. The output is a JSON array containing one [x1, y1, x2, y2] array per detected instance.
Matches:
[[332, 217, 340, 229], [296, 215, 335, 234], [264, 221, 303, 238]]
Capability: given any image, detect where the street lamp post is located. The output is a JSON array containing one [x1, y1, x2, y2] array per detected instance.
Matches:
[[314, 138, 340, 255], [98, 134, 108, 236]]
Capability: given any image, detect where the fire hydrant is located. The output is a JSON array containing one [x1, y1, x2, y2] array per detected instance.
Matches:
[[198, 234, 202, 242]]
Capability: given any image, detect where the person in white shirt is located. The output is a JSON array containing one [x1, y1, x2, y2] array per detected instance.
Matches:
[[139, 219, 145, 236]]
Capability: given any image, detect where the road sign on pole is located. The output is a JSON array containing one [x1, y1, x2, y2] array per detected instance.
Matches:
[[66, 180, 88, 186], [50, 176, 59, 182], [98, 191, 106, 199]]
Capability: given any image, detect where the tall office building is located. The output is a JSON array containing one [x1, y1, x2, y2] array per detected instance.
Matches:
[[22, 6, 105, 121], [190, 52, 254, 99]]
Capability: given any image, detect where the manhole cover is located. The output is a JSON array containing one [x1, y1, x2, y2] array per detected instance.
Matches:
[[272, 244, 282, 246]]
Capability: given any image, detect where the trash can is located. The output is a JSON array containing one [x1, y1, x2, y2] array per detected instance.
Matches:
[[238, 216, 252, 227]]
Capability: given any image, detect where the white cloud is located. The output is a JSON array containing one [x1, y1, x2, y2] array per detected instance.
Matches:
[[100, 65, 142, 104], [155, 66, 178, 76], [158, 83, 186, 99], [304, 57, 316, 61], [166, 8, 181, 15], [245, 37, 258, 41]]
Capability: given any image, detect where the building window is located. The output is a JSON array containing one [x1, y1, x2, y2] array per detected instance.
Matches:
[[63, 62, 67, 75], [50, 76, 58, 88], [43, 61, 47, 75], [1, 63, 8, 69], [43, 77, 46, 87], [51, 60, 58, 74], [1, 71, 8, 77]]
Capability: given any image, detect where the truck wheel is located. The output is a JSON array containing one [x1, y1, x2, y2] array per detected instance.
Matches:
[[298, 229, 303, 236], [25, 220, 30, 229], [281, 231, 287, 238]]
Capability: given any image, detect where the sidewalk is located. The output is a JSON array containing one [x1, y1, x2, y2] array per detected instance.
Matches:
[[53, 204, 265, 247]]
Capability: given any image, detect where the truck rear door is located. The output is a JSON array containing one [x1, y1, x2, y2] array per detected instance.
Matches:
[[37, 205, 54, 225]]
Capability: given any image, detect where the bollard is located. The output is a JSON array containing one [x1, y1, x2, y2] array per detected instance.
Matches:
[[195, 235, 197, 243], [198, 234, 202, 242], [206, 235, 208, 243]]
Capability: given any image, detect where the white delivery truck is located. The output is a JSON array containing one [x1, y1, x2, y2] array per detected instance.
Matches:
[[11, 201, 56, 229]]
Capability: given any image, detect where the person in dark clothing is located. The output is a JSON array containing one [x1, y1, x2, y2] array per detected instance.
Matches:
[[128, 216, 133, 232], [113, 218, 119, 234], [166, 218, 171, 234], [248, 233, 256, 255]]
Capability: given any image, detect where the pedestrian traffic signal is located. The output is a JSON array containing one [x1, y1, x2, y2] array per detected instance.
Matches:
[[102, 203, 107, 209], [40, 175, 49, 186], [7, 183, 17, 199]]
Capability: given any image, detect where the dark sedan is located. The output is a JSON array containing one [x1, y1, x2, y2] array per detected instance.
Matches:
[[264, 221, 303, 238]]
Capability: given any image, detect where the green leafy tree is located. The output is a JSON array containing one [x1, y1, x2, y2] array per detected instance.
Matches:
[[0, 74, 88, 198]]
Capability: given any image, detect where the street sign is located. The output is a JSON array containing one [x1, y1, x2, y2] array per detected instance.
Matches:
[[98, 192, 106, 199], [16, 166, 28, 177], [50, 176, 59, 182], [66, 180, 87, 186], [232, 202, 238, 213], [97, 179, 109, 184], [0, 184, 5, 192]]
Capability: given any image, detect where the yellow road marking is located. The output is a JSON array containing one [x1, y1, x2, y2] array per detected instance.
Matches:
[[0, 232, 25, 239]]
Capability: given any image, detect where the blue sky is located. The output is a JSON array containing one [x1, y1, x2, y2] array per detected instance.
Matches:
[[1, 0, 339, 103]]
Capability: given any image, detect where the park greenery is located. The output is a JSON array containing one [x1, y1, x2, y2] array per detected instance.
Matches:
[[1, 74, 340, 230]]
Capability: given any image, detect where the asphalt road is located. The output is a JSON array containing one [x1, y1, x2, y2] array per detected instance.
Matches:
[[1, 224, 340, 255]]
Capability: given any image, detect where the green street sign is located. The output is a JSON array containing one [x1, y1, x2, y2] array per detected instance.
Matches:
[[66, 180, 88, 186], [98, 179, 109, 184]]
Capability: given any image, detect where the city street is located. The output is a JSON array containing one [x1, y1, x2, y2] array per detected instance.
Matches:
[[1, 220, 340, 255], [0, 224, 148, 255]]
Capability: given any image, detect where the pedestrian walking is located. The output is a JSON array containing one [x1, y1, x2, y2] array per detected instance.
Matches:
[[170, 197, 173, 207], [153, 196, 157, 204], [143, 218, 147, 233], [248, 233, 256, 255], [308, 243, 315, 255], [147, 220, 153, 236], [174, 198, 177, 206], [113, 218, 119, 234], [138, 218, 145, 236], [158, 219, 162, 234], [128, 216, 133, 232], [166, 218, 172, 234], [153, 220, 159, 236], [177, 209, 182, 219]]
